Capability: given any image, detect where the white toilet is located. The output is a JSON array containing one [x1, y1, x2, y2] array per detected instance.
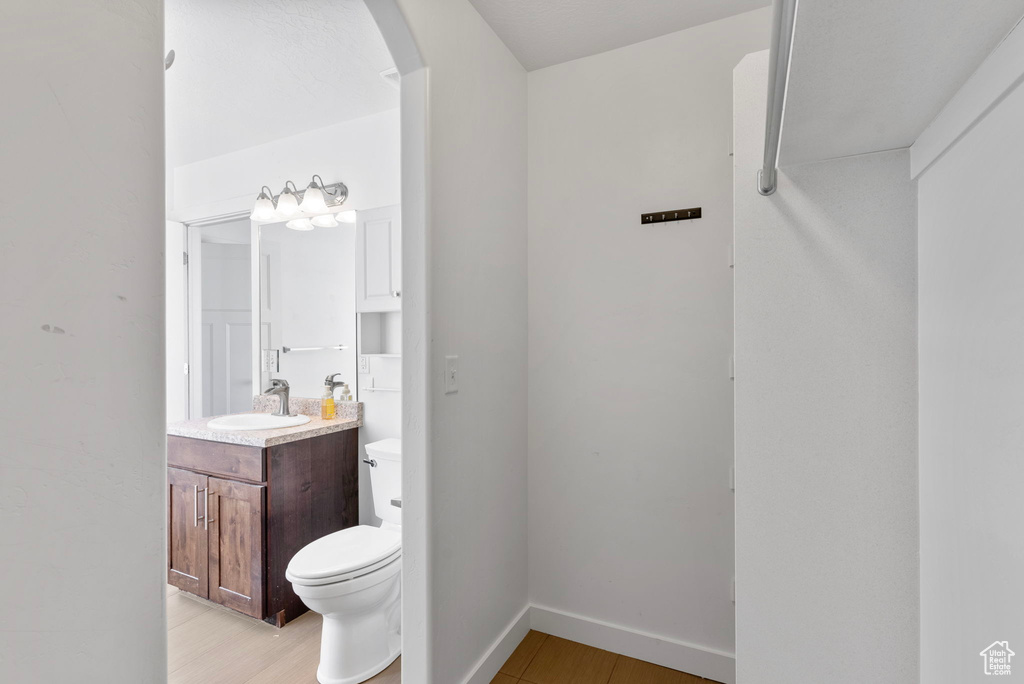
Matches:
[[286, 438, 402, 684]]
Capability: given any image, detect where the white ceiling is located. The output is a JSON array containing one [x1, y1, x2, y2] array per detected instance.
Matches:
[[780, 0, 1024, 166], [469, 0, 770, 71], [165, 0, 398, 166]]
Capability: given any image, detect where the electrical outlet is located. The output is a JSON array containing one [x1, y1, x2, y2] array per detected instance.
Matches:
[[358, 355, 370, 373], [445, 355, 459, 394], [262, 348, 279, 372]]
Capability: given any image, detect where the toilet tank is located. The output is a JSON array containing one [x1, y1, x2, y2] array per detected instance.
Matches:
[[366, 438, 401, 526]]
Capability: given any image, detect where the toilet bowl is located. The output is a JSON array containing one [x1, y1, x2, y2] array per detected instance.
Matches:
[[287, 438, 402, 684]]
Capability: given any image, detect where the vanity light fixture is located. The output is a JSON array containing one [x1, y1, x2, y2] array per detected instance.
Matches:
[[250, 186, 278, 222], [311, 213, 339, 228], [250, 175, 350, 230], [275, 181, 301, 218], [286, 218, 316, 231], [299, 175, 332, 214]]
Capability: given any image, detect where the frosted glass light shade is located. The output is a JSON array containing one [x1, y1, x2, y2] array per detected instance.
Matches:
[[250, 197, 277, 222], [299, 185, 329, 214], [336, 210, 357, 224], [311, 213, 339, 228], [276, 191, 300, 217], [286, 218, 315, 231]]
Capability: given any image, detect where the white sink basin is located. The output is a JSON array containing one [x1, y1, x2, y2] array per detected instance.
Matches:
[[207, 413, 311, 431]]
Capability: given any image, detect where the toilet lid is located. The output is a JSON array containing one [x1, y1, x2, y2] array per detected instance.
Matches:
[[287, 525, 401, 583]]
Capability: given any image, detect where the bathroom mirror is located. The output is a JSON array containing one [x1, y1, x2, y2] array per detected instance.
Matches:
[[257, 221, 357, 399]]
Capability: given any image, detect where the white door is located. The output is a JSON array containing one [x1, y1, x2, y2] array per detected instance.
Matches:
[[202, 309, 253, 416], [187, 220, 253, 418], [201, 242, 252, 416], [355, 205, 401, 312]]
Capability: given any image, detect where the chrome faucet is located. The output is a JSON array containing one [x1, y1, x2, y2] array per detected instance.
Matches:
[[325, 372, 346, 394], [264, 379, 292, 416]]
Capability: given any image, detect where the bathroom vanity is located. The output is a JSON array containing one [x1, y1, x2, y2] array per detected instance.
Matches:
[[166, 400, 362, 627]]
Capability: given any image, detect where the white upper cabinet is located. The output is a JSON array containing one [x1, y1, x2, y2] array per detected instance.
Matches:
[[355, 205, 401, 312]]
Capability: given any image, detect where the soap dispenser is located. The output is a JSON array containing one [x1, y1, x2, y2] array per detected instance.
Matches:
[[321, 373, 344, 420]]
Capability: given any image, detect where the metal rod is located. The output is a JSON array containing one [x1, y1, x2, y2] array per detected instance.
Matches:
[[758, 0, 798, 197], [281, 345, 349, 354]]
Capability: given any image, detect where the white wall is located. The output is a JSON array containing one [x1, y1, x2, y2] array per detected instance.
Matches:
[[527, 9, 770, 681], [917, 54, 1024, 684], [170, 108, 400, 220], [392, 1, 530, 682], [0, 1, 167, 680], [733, 52, 919, 684]]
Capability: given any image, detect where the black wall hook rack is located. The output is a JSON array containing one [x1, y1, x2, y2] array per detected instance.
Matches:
[[641, 207, 702, 224]]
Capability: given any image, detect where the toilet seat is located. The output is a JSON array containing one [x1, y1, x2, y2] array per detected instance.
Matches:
[[287, 525, 401, 587]]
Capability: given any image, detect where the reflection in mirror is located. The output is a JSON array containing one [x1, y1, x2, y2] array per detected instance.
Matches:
[[258, 222, 356, 400], [196, 218, 253, 418]]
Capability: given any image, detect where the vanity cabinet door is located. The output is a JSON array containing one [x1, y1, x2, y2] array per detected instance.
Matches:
[[167, 468, 209, 598], [355, 205, 402, 312], [207, 477, 265, 619]]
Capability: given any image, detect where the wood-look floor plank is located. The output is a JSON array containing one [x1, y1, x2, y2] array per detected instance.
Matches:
[[608, 656, 703, 684], [499, 629, 547, 678], [169, 612, 321, 684], [166, 591, 212, 630], [240, 624, 322, 684], [521, 635, 618, 684], [168, 603, 259, 673], [366, 656, 403, 684], [167, 595, 403, 684], [491, 674, 519, 684]]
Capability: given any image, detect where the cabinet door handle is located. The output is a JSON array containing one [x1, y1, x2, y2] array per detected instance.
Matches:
[[193, 485, 206, 527], [204, 488, 215, 530], [390, 290, 401, 298]]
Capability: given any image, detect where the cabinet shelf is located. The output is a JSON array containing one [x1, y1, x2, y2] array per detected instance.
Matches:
[[357, 311, 402, 356]]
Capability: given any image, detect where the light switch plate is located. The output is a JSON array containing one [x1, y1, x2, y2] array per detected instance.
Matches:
[[445, 355, 459, 394], [359, 355, 370, 373]]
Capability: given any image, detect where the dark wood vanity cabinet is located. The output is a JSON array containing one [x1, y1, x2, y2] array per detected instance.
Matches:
[[166, 429, 358, 626], [168, 468, 265, 616]]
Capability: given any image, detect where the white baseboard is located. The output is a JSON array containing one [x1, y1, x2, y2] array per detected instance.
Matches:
[[461, 604, 532, 684], [529, 604, 736, 684], [461, 603, 736, 684]]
